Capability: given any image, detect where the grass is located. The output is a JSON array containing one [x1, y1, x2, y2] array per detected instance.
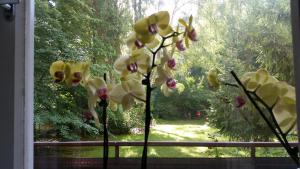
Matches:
[[35, 119, 289, 158]]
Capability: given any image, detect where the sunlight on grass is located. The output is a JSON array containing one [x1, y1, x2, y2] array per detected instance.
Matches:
[[35, 119, 291, 158]]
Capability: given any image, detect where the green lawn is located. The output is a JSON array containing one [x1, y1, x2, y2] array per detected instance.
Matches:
[[35, 119, 289, 158]]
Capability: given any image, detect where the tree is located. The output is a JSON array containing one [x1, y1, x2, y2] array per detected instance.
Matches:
[[176, 0, 294, 141], [34, 0, 133, 140]]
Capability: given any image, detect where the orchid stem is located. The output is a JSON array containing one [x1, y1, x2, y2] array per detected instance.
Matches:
[[141, 32, 177, 169], [100, 73, 109, 169]]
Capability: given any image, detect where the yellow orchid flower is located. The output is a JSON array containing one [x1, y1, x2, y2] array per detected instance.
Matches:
[[241, 69, 271, 92], [241, 69, 296, 134], [161, 78, 177, 97], [154, 66, 177, 97], [85, 75, 120, 126], [207, 68, 220, 89], [110, 74, 146, 110], [134, 11, 173, 38], [160, 48, 176, 70], [114, 49, 151, 77], [49, 60, 67, 83], [273, 82, 296, 134], [179, 15, 197, 48], [64, 62, 90, 87], [255, 75, 279, 107]]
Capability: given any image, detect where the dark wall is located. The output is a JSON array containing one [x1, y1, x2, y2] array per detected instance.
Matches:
[[0, 6, 15, 169]]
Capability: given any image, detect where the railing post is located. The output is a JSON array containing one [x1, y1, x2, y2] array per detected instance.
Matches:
[[250, 146, 256, 158], [115, 145, 120, 159]]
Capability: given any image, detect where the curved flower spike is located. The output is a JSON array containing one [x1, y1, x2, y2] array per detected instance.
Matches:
[[65, 62, 90, 87], [179, 15, 197, 48], [49, 61, 67, 83], [207, 68, 220, 89], [134, 11, 173, 38], [114, 49, 151, 77]]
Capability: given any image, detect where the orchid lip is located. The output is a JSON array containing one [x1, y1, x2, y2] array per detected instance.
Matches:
[[148, 24, 158, 34], [74, 72, 82, 79], [97, 87, 108, 100], [167, 59, 176, 69], [134, 40, 144, 49], [188, 28, 197, 41], [166, 78, 177, 89], [54, 78, 63, 83], [127, 62, 138, 73], [176, 40, 186, 51], [55, 71, 64, 79]]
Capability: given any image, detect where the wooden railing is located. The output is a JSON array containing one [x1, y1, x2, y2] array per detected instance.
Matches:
[[34, 141, 299, 158]]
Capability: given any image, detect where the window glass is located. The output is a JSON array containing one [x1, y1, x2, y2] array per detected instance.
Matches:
[[34, 0, 297, 168]]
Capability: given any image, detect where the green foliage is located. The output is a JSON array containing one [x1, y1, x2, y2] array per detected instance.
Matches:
[[105, 105, 144, 135], [175, 0, 294, 141], [34, 0, 133, 141]]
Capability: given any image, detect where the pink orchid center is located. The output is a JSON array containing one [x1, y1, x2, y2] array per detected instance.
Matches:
[[97, 87, 108, 100], [235, 96, 246, 108], [148, 24, 158, 34], [176, 40, 185, 51], [166, 78, 177, 89], [188, 28, 197, 41], [134, 40, 144, 49], [54, 71, 64, 83], [127, 62, 138, 73], [167, 59, 176, 69]]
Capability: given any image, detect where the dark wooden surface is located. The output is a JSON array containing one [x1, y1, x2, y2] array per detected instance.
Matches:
[[34, 141, 299, 147], [34, 141, 298, 169], [34, 157, 296, 169]]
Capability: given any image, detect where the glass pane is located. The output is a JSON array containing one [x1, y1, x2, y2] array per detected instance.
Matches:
[[34, 0, 297, 169]]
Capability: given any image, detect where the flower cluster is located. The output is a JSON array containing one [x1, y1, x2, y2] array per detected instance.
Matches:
[[207, 68, 296, 134], [113, 11, 197, 108], [49, 60, 117, 127], [241, 69, 296, 134]]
